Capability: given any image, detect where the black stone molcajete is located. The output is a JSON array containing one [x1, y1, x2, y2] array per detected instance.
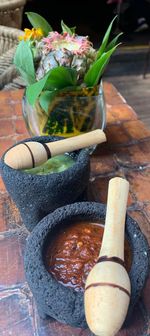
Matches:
[[0, 136, 90, 231], [24, 202, 149, 328]]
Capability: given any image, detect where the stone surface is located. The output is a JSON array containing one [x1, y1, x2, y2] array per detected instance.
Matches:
[[0, 82, 150, 335], [24, 202, 149, 327], [1, 136, 90, 232]]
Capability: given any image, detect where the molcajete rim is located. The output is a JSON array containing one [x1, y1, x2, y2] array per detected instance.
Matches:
[[24, 202, 149, 328], [0, 136, 90, 231]]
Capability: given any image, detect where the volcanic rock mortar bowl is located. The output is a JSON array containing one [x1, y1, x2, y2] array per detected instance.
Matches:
[[24, 202, 149, 328], [0, 136, 90, 232]]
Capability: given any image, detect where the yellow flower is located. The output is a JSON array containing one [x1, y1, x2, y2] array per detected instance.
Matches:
[[19, 28, 43, 41]]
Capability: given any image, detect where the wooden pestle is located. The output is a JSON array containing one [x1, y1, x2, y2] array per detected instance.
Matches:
[[4, 129, 106, 170], [84, 177, 131, 336]]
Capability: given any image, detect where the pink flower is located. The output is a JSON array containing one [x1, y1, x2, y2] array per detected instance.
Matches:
[[42, 32, 93, 56]]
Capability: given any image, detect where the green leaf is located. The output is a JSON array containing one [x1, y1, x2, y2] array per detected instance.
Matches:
[[61, 20, 75, 35], [84, 45, 119, 87], [26, 71, 51, 105], [39, 90, 57, 113], [70, 26, 76, 34], [14, 40, 35, 85], [45, 66, 77, 90], [106, 32, 123, 51], [26, 12, 53, 36], [26, 66, 77, 106], [96, 15, 117, 60]]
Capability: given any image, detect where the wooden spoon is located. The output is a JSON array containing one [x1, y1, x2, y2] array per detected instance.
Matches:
[[84, 177, 131, 336], [4, 129, 106, 170]]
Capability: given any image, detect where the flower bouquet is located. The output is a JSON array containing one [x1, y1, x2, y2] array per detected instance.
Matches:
[[14, 13, 122, 137]]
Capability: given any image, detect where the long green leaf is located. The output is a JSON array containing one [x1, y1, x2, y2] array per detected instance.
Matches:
[[106, 32, 123, 51], [39, 90, 57, 113], [14, 41, 35, 85], [70, 26, 76, 34], [96, 15, 117, 60], [26, 12, 53, 36], [26, 66, 77, 106], [61, 20, 74, 35], [26, 71, 51, 105], [45, 66, 77, 90], [84, 45, 119, 87]]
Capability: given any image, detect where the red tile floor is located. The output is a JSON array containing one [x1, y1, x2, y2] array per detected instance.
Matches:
[[0, 82, 149, 335]]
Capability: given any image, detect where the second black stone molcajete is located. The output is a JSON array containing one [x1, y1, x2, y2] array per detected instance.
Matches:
[[0, 136, 90, 231], [24, 202, 149, 328]]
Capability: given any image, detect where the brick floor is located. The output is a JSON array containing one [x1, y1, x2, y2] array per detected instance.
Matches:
[[0, 83, 149, 336]]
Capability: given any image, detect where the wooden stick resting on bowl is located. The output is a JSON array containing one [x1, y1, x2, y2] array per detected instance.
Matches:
[[4, 129, 106, 170], [84, 177, 131, 336]]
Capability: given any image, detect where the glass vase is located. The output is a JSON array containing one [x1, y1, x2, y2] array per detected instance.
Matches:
[[22, 82, 106, 138]]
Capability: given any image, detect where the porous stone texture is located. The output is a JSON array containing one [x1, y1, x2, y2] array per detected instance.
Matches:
[[0, 136, 90, 232], [24, 202, 149, 328]]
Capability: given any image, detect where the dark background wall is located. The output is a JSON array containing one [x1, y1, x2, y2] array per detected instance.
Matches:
[[22, 0, 115, 46], [22, 0, 150, 46]]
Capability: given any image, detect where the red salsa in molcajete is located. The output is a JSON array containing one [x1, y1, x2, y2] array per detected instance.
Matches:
[[45, 221, 132, 292]]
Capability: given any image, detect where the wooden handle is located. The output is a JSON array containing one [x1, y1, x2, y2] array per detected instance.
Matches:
[[48, 129, 106, 157], [84, 177, 130, 336], [4, 129, 106, 170], [99, 177, 129, 260]]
